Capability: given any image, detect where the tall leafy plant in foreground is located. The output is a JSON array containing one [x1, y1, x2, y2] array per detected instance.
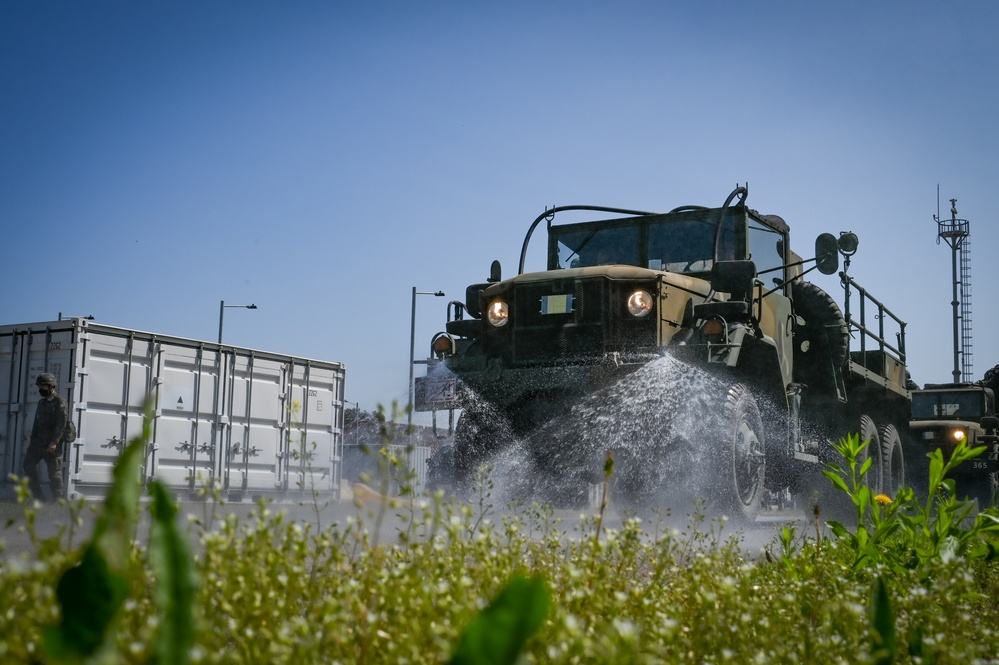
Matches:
[[824, 432, 999, 571], [823, 432, 999, 662], [42, 401, 197, 664]]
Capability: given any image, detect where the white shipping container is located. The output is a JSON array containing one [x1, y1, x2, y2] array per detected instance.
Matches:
[[0, 319, 346, 502]]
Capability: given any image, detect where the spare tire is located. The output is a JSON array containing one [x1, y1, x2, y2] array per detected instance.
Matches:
[[982, 363, 999, 396], [792, 281, 849, 391]]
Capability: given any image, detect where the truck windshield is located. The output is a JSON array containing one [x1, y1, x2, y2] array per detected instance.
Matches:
[[911, 390, 987, 420], [555, 225, 641, 268], [552, 209, 741, 273]]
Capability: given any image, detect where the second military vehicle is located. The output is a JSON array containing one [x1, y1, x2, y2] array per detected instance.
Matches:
[[909, 381, 998, 508]]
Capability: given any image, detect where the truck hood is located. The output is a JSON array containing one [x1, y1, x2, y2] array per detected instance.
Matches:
[[493, 265, 712, 295]]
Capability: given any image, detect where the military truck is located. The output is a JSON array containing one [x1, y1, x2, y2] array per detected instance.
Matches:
[[416, 186, 911, 520], [909, 382, 999, 508]]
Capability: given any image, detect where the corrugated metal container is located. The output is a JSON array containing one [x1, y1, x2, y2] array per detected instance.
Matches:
[[0, 319, 346, 502]]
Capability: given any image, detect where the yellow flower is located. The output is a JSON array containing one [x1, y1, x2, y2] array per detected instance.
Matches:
[[874, 494, 892, 506]]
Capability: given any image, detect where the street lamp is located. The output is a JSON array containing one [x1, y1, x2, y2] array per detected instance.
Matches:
[[409, 287, 445, 433], [218, 300, 258, 344]]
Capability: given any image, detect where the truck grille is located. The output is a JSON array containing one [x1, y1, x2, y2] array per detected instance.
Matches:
[[495, 277, 655, 365]]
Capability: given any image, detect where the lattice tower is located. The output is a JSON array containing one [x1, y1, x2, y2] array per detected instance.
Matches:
[[935, 197, 973, 383]]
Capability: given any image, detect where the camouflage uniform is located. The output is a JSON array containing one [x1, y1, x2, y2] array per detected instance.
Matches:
[[22, 373, 69, 501]]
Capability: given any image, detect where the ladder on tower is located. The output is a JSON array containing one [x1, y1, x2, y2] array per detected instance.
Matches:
[[960, 235, 973, 380]]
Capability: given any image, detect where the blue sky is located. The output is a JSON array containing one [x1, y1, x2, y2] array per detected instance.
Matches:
[[2, 2, 997, 420]]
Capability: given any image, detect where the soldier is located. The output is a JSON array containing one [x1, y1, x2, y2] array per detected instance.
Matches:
[[22, 372, 69, 502]]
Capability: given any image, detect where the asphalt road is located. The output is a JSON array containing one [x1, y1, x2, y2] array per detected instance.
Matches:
[[1, 485, 808, 563]]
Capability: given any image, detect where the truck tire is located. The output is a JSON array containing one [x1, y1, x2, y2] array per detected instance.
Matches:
[[805, 415, 882, 525], [716, 384, 766, 523], [426, 442, 456, 493], [609, 465, 648, 512], [610, 444, 695, 514], [792, 281, 849, 393], [902, 438, 930, 501], [860, 415, 883, 496], [446, 403, 511, 495], [878, 423, 905, 498]]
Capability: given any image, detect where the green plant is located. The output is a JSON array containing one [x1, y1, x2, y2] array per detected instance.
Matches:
[[147, 481, 198, 664], [825, 432, 999, 571], [447, 574, 550, 665], [867, 575, 896, 665], [28, 400, 196, 665], [3, 410, 999, 663]]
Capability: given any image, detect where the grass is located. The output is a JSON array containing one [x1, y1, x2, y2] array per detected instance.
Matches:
[[1, 411, 998, 664]]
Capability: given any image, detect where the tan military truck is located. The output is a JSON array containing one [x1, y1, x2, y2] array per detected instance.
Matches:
[[909, 382, 998, 508], [418, 186, 911, 520]]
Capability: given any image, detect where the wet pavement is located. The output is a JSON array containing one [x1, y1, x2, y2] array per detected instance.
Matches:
[[1, 485, 808, 563]]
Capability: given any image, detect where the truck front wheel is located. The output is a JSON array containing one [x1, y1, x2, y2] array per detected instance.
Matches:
[[434, 402, 512, 497], [717, 384, 766, 523]]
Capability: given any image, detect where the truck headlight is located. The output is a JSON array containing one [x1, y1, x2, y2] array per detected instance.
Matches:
[[486, 299, 509, 327], [951, 428, 967, 442], [627, 290, 653, 318]]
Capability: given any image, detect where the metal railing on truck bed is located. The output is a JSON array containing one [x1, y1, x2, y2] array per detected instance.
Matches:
[[841, 273, 909, 395]]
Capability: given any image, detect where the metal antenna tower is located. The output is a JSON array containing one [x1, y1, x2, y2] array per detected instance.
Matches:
[[935, 193, 973, 383]]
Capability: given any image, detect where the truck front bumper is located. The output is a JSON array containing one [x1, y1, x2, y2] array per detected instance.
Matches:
[[446, 352, 656, 414]]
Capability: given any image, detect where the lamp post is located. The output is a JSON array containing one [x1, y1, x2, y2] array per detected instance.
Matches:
[[409, 287, 445, 433], [218, 300, 258, 344]]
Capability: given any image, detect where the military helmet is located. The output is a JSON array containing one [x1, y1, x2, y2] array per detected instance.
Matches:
[[35, 372, 57, 387]]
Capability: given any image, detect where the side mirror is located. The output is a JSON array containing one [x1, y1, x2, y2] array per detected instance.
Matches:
[[980, 415, 999, 433], [815, 233, 839, 275], [489, 260, 502, 283]]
